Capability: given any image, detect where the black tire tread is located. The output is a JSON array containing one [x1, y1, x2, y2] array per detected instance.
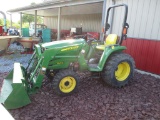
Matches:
[[103, 52, 135, 87]]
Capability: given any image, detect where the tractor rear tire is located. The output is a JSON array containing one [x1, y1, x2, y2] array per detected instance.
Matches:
[[102, 53, 135, 87], [52, 69, 80, 96]]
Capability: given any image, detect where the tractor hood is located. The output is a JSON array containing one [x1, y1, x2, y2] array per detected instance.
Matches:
[[41, 39, 86, 49]]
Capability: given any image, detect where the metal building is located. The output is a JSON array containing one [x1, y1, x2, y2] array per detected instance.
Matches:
[[8, 0, 160, 74]]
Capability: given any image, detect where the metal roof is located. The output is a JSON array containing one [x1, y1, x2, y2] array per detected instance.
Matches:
[[7, 0, 104, 16]]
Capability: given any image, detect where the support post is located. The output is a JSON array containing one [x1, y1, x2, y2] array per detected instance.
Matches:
[[108, 0, 115, 34], [57, 7, 61, 40], [10, 14, 12, 27], [20, 12, 22, 36], [34, 10, 37, 37], [100, 0, 115, 41]]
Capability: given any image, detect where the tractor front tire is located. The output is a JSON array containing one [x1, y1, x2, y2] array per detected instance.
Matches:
[[52, 69, 80, 96], [102, 53, 135, 87]]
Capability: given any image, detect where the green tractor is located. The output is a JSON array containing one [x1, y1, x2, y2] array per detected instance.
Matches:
[[0, 4, 135, 109]]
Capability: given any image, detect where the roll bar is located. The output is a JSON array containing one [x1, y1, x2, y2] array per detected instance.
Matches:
[[105, 4, 129, 45]]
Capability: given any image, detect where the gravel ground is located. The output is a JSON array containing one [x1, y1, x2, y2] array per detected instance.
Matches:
[[0, 54, 160, 120], [0, 54, 31, 72], [0, 71, 160, 120]]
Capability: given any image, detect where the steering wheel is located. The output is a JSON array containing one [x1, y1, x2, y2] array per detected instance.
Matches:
[[83, 33, 98, 45]]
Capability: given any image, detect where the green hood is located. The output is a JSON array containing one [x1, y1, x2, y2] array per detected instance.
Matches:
[[41, 39, 86, 49]]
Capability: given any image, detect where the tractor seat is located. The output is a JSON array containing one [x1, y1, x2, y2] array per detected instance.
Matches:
[[96, 34, 118, 50]]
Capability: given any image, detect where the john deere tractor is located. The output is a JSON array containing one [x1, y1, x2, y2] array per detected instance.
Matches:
[[0, 4, 135, 109]]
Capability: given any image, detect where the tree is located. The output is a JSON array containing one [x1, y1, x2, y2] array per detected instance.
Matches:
[[37, 16, 43, 23], [0, 18, 10, 27], [22, 14, 35, 25], [22, 2, 43, 25], [22, 14, 43, 25], [12, 22, 20, 29], [6, 20, 11, 27], [0, 19, 3, 26]]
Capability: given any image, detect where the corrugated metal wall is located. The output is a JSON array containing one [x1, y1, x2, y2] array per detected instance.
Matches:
[[122, 38, 160, 74], [110, 0, 160, 40], [44, 16, 58, 29], [44, 14, 102, 32]]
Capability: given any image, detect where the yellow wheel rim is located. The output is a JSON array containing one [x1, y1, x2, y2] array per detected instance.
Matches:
[[59, 76, 76, 93], [115, 62, 131, 81]]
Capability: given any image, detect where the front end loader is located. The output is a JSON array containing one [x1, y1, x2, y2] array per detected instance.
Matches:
[[0, 4, 135, 109]]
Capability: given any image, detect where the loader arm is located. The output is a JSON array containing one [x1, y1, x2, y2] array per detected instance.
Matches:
[[26, 47, 54, 94]]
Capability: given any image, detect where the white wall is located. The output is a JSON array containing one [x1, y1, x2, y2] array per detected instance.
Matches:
[[44, 13, 102, 32], [110, 0, 160, 40]]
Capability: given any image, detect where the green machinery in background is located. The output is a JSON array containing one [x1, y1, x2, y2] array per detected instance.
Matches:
[[0, 4, 135, 109], [42, 28, 52, 42], [22, 28, 29, 37]]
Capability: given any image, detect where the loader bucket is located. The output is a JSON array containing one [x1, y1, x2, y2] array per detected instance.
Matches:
[[0, 63, 31, 109]]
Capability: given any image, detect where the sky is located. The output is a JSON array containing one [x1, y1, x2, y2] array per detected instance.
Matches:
[[0, 0, 42, 22]]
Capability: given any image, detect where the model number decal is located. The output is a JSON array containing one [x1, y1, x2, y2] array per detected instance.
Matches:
[[61, 46, 79, 51]]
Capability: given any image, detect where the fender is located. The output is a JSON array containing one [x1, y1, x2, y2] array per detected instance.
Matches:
[[89, 45, 126, 71]]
